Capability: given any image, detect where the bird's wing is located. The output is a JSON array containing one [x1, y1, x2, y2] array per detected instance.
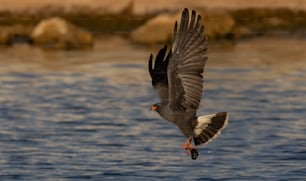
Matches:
[[168, 8, 207, 112], [148, 45, 171, 103]]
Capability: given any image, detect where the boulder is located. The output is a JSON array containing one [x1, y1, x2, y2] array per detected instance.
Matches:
[[232, 26, 254, 39], [130, 10, 235, 44], [130, 14, 174, 44], [0, 25, 33, 46], [31, 17, 93, 49], [0, 29, 11, 45], [200, 10, 235, 39]]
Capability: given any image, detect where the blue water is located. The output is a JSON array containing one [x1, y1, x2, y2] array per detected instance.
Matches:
[[0, 39, 306, 180]]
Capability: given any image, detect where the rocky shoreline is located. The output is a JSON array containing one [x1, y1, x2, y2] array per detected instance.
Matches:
[[1, 2, 306, 49]]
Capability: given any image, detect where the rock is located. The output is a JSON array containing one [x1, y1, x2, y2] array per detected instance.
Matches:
[[131, 10, 235, 44], [31, 17, 93, 49], [130, 14, 175, 44], [200, 10, 235, 39], [232, 26, 254, 39], [0, 29, 11, 45], [0, 25, 33, 45]]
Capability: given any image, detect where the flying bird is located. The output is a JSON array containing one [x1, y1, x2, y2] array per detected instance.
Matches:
[[148, 8, 229, 160]]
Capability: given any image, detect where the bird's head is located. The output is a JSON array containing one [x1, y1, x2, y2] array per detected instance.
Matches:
[[150, 103, 160, 112]]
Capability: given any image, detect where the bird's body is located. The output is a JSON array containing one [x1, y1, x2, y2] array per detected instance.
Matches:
[[154, 103, 197, 137], [149, 8, 228, 160]]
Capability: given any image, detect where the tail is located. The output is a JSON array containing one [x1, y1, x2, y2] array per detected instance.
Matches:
[[193, 112, 229, 146]]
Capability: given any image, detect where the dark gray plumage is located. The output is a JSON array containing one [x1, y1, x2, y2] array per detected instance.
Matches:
[[149, 8, 228, 160]]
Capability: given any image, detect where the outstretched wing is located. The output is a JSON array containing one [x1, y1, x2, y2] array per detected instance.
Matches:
[[168, 8, 207, 112], [148, 45, 171, 103]]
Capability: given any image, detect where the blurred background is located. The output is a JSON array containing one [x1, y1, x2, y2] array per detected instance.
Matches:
[[0, 1, 305, 180]]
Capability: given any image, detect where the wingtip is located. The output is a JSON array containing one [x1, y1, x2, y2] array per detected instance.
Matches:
[[191, 9, 196, 15], [182, 8, 189, 19], [148, 54, 153, 75], [197, 14, 202, 22], [222, 112, 229, 128], [148, 53, 153, 62], [174, 21, 178, 30]]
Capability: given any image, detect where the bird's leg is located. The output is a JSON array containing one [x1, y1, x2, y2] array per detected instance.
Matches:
[[182, 137, 199, 160], [182, 137, 193, 155]]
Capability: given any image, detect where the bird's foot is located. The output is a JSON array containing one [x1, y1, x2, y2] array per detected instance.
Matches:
[[182, 137, 193, 154], [182, 137, 199, 160]]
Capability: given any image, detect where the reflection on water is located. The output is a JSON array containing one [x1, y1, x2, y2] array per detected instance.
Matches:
[[0, 37, 305, 180]]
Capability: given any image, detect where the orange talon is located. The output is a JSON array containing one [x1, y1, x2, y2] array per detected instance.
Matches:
[[182, 137, 192, 149], [182, 137, 193, 155], [182, 137, 199, 160]]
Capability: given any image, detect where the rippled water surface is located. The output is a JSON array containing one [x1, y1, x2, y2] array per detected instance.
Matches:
[[0, 37, 306, 180]]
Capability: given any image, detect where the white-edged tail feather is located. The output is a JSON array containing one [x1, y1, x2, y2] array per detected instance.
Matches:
[[193, 112, 228, 146]]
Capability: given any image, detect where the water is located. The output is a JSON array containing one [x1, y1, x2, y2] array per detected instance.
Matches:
[[0, 37, 305, 180]]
